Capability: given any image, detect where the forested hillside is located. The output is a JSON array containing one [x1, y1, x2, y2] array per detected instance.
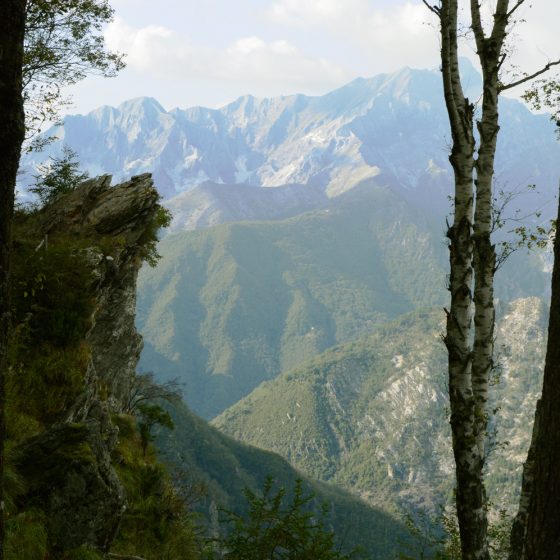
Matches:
[[137, 184, 448, 417], [213, 299, 547, 516]]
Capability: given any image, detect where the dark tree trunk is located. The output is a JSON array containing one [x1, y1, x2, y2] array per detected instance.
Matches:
[[0, 0, 27, 556], [520, 195, 560, 559]]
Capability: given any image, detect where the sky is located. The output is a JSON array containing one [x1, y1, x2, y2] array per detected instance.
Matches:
[[65, 0, 560, 115]]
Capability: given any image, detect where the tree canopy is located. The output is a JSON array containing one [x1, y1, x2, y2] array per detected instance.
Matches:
[[23, 0, 124, 144]]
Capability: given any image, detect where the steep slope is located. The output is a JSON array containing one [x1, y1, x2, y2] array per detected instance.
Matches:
[[164, 180, 328, 233], [7, 175, 198, 557], [138, 174, 549, 420], [137, 183, 448, 418], [213, 299, 547, 515], [157, 400, 410, 559], [20, 62, 560, 218]]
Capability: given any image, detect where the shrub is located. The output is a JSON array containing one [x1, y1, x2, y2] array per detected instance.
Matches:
[[216, 477, 358, 560], [30, 146, 89, 207]]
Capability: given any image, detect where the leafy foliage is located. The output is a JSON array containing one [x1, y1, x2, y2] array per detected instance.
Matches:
[[30, 145, 89, 206], [137, 402, 175, 456], [138, 204, 173, 267], [23, 0, 125, 144], [522, 78, 560, 129], [489, 185, 556, 269]]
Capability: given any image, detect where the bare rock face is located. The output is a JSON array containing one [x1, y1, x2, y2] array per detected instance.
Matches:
[[41, 173, 159, 244], [43, 173, 160, 415], [15, 173, 161, 554]]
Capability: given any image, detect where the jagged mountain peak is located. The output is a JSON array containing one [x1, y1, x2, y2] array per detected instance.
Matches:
[[117, 96, 166, 115], [20, 63, 559, 208]]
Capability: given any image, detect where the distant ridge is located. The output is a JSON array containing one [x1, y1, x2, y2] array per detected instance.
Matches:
[[20, 61, 559, 222], [164, 180, 328, 232]]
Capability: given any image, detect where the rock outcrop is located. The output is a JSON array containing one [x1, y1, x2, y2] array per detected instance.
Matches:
[[14, 173, 161, 553], [41, 173, 160, 416]]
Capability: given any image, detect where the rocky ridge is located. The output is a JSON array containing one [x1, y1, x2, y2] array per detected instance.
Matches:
[[12, 174, 161, 554], [20, 62, 560, 223]]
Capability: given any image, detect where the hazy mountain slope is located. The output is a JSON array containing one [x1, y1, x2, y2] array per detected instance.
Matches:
[[213, 298, 547, 515], [164, 180, 328, 233], [137, 184, 448, 418], [20, 62, 560, 218], [157, 401, 410, 559]]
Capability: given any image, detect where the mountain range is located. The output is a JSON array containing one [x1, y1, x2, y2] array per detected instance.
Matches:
[[137, 183, 449, 418], [21, 59, 560, 224], [137, 181, 548, 419]]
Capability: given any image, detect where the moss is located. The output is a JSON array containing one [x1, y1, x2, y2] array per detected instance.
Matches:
[[62, 545, 104, 560], [5, 510, 48, 560], [110, 414, 200, 559]]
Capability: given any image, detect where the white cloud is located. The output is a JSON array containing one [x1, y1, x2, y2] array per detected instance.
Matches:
[[268, 0, 440, 73], [268, 0, 560, 81], [501, 1, 560, 81], [65, 1, 560, 114], [104, 17, 350, 97]]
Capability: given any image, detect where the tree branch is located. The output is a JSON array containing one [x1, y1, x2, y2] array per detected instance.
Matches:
[[422, 0, 441, 17], [470, 0, 486, 54], [490, 0, 511, 48], [499, 59, 560, 92], [507, 0, 527, 19]]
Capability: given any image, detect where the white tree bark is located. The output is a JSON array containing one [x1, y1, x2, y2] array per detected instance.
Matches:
[[437, 3, 489, 558], [423, 1, 560, 557], [426, 1, 519, 558]]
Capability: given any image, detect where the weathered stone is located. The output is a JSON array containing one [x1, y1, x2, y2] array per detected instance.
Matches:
[[14, 173, 161, 553], [48, 173, 161, 414]]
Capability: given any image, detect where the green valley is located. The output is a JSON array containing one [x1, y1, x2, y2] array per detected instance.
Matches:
[[137, 183, 449, 418], [157, 401, 411, 558], [138, 180, 548, 422], [212, 299, 547, 516]]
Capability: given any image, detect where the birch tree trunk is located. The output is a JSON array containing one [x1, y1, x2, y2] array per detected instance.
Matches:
[[427, 1, 516, 558], [437, 2, 482, 558], [0, 1, 27, 557]]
